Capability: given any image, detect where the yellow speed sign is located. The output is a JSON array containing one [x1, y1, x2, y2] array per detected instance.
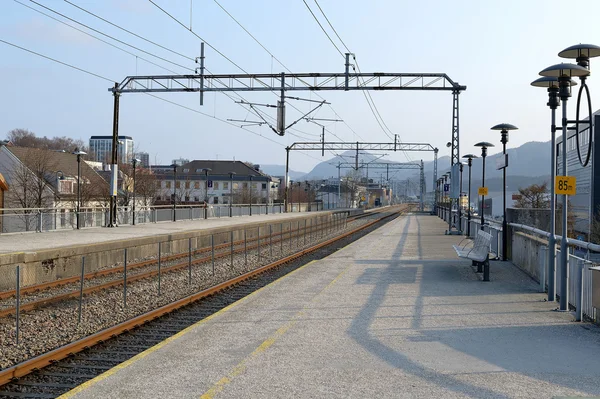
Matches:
[[555, 176, 576, 195], [478, 187, 488, 196]]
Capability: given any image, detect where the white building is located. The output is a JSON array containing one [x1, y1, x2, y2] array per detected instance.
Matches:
[[89, 135, 134, 164]]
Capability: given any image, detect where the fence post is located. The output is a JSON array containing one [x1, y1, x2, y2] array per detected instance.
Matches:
[[78, 257, 85, 324], [123, 248, 128, 307], [15, 265, 20, 345], [230, 230, 234, 267], [539, 246, 547, 293], [304, 218, 307, 245], [257, 226, 261, 262], [269, 224, 273, 257], [575, 259, 584, 322], [297, 220, 300, 247], [38, 211, 43, 232], [188, 237, 192, 284], [211, 234, 215, 274], [158, 242, 162, 296], [244, 229, 247, 266]]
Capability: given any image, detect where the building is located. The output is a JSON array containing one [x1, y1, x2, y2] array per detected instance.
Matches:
[[171, 158, 190, 166], [154, 160, 276, 205], [556, 109, 599, 239], [89, 135, 134, 164], [0, 146, 109, 231], [136, 152, 150, 168]]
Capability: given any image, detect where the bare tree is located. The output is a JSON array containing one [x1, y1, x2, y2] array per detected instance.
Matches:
[[514, 182, 549, 209], [7, 128, 87, 153]]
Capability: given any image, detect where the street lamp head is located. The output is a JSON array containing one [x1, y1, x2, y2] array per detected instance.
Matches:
[[474, 141, 494, 149], [539, 63, 590, 78], [228, 171, 236, 178], [73, 148, 87, 156], [558, 43, 600, 69], [446, 142, 452, 148], [462, 153, 478, 167], [132, 158, 141, 166], [201, 168, 211, 173], [530, 76, 577, 88], [491, 123, 518, 132]]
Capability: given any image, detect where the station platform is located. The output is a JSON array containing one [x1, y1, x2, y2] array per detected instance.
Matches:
[[61, 214, 600, 399], [0, 210, 343, 254]]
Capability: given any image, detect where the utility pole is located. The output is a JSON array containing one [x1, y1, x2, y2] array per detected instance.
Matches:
[[109, 82, 119, 227]]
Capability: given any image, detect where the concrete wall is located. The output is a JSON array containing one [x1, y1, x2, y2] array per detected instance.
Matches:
[[0, 212, 341, 291], [509, 228, 548, 282]]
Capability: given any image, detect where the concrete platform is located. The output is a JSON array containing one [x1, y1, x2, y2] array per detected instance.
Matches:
[[61, 214, 600, 399], [0, 210, 340, 254]]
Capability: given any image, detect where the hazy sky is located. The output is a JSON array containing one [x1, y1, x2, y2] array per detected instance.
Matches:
[[2, 0, 600, 172]]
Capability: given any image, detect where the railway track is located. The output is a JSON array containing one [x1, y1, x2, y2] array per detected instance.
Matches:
[[0, 207, 409, 398], [0, 210, 372, 305]]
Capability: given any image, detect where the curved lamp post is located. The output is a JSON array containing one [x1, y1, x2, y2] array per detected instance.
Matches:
[[474, 142, 494, 230], [131, 158, 141, 225], [491, 123, 519, 261], [539, 61, 590, 311], [462, 154, 478, 237], [228, 172, 236, 217], [531, 76, 572, 302], [73, 149, 87, 230]]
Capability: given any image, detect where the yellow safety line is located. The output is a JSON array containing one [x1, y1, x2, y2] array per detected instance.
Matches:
[[199, 260, 354, 399]]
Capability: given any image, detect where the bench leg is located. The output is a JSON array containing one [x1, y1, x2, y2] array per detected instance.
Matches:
[[474, 260, 482, 273], [483, 258, 490, 282]]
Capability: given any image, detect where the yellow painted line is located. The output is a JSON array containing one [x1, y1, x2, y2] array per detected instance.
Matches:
[[58, 259, 319, 399], [199, 261, 354, 399]]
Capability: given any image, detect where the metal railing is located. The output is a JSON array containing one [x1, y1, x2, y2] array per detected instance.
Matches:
[[0, 202, 335, 234]]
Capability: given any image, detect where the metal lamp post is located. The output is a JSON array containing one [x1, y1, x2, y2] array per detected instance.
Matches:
[[131, 158, 141, 225], [491, 123, 519, 261], [444, 173, 450, 224], [474, 142, 494, 230], [73, 149, 87, 230], [171, 163, 177, 222], [228, 172, 236, 217], [306, 181, 311, 211], [539, 61, 590, 311], [249, 175, 253, 216], [201, 168, 211, 219], [289, 180, 294, 212], [462, 154, 478, 237], [459, 162, 464, 231], [531, 76, 564, 302]]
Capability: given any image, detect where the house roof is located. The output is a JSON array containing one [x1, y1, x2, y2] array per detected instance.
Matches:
[[155, 160, 269, 180], [7, 147, 108, 195]]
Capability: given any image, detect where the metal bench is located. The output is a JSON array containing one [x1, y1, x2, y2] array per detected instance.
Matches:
[[453, 230, 493, 281]]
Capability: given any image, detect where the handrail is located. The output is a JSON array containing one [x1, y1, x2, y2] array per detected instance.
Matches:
[[509, 222, 600, 253]]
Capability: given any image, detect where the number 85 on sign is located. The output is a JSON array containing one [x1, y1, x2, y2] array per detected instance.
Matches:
[[555, 176, 576, 195]]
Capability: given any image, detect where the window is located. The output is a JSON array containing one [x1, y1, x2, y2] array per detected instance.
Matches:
[[214, 182, 219, 190], [194, 196, 200, 202], [262, 183, 267, 190], [176, 181, 181, 189], [223, 182, 228, 189], [58, 180, 73, 194], [185, 181, 190, 189], [183, 168, 190, 173], [243, 182, 248, 189], [233, 182, 239, 189], [185, 196, 190, 202], [251, 182, 257, 189], [196, 169, 202, 173], [165, 181, 171, 189], [194, 181, 200, 189], [213, 196, 219, 204], [223, 198, 229, 204]]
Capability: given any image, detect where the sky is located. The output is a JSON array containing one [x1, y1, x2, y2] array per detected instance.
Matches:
[[2, 0, 600, 173]]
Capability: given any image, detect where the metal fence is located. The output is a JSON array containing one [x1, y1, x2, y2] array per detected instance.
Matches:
[[0, 202, 329, 234]]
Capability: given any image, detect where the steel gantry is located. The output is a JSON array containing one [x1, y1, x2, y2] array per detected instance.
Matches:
[[285, 141, 437, 211], [106, 51, 464, 225], [337, 161, 426, 211]]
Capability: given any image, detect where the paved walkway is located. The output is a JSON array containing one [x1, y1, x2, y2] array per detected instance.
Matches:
[[0, 211, 337, 254], [62, 214, 600, 399]]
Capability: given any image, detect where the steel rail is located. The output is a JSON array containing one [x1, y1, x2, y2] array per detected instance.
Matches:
[[0, 206, 407, 385]]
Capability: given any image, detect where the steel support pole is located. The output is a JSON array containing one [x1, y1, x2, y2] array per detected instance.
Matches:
[[459, 163, 463, 230], [548, 105, 557, 301], [284, 147, 290, 212], [481, 151, 486, 230], [502, 137, 507, 261], [559, 96, 569, 311], [109, 83, 119, 227], [467, 160, 472, 237], [77, 156, 81, 230], [132, 163, 137, 225]]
